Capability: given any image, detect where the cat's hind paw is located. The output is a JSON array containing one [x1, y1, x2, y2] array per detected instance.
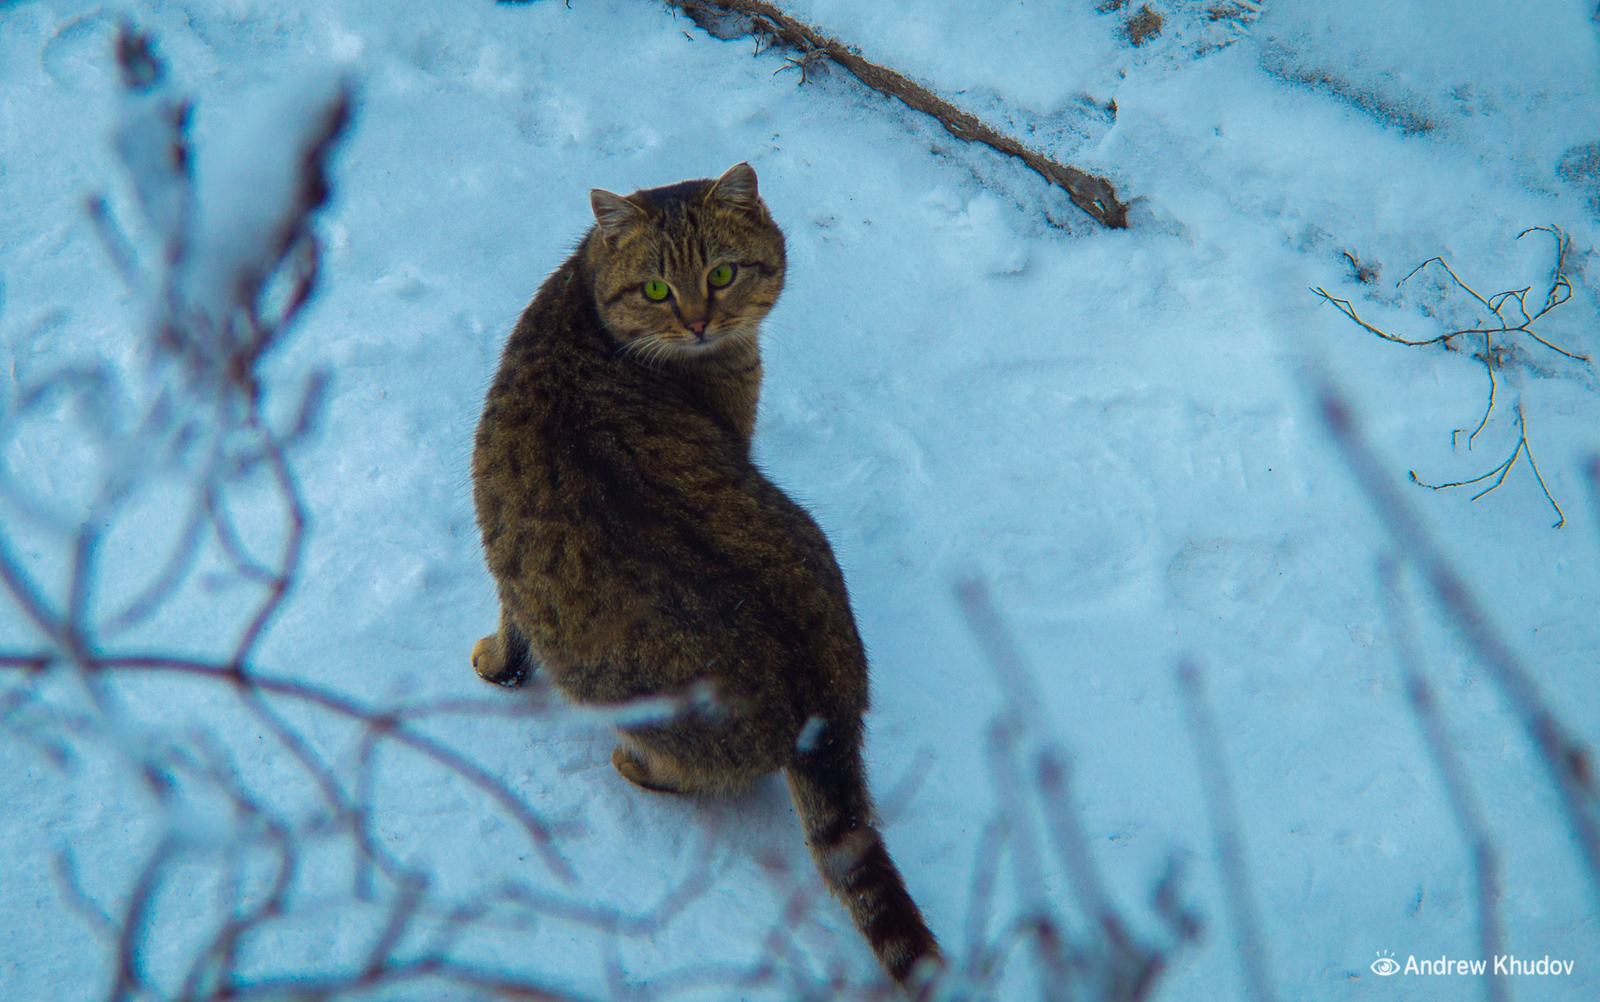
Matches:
[[612, 746, 685, 793], [472, 634, 528, 688]]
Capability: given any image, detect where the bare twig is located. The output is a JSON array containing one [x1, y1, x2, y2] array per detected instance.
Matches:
[[1149, 855, 1203, 946], [492, 821, 721, 943], [101, 486, 209, 634], [773, 46, 829, 85], [952, 579, 1051, 734], [1309, 288, 1458, 347], [1409, 401, 1565, 528], [362, 869, 429, 982], [53, 847, 120, 941], [85, 194, 144, 290], [187, 960, 600, 1002], [955, 577, 1171, 1002], [93, 654, 576, 884], [1587, 455, 1600, 544], [109, 834, 179, 1002], [983, 716, 1070, 999], [877, 747, 936, 828], [958, 579, 1073, 999], [1036, 748, 1163, 1000], [223, 427, 305, 666], [1315, 226, 1586, 524], [1176, 660, 1278, 1002], [0, 524, 66, 645], [960, 815, 1009, 980]]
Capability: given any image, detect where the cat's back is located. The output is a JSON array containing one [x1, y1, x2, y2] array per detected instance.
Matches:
[[473, 244, 746, 533]]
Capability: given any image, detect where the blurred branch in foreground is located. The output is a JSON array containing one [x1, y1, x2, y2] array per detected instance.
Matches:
[[0, 25, 656, 1002], [1377, 557, 1508, 1002], [954, 579, 1196, 1001], [1174, 661, 1277, 1002], [1311, 368, 1600, 908]]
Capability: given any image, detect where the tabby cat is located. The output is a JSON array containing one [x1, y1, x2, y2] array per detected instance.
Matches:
[[469, 163, 941, 987]]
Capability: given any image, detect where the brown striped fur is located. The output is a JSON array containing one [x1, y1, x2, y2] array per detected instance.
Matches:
[[470, 164, 941, 987]]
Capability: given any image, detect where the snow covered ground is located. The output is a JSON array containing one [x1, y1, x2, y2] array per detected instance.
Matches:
[[3, 0, 1599, 998]]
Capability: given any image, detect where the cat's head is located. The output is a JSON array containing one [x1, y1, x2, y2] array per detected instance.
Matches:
[[585, 163, 786, 365]]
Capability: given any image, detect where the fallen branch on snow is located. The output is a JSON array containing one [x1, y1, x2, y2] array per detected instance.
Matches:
[[669, 0, 1130, 229]]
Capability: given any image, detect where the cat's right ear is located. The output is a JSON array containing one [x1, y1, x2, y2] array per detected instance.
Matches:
[[706, 162, 759, 208], [591, 189, 645, 244]]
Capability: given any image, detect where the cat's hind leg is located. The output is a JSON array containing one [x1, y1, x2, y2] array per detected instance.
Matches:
[[472, 606, 536, 687], [611, 730, 769, 795], [612, 744, 691, 793]]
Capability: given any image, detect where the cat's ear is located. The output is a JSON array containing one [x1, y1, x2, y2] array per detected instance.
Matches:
[[591, 189, 646, 243], [706, 162, 759, 208]]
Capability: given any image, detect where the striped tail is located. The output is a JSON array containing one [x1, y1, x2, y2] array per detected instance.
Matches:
[[785, 720, 942, 990]]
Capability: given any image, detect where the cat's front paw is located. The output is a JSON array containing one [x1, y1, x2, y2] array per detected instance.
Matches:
[[472, 634, 528, 688]]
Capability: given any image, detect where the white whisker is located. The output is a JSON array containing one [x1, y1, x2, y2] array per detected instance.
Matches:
[[622, 331, 678, 371]]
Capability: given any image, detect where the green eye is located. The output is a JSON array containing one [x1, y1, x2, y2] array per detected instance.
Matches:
[[708, 264, 735, 288], [643, 280, 670, 301]]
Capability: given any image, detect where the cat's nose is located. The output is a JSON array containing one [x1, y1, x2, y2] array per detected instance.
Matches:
[[687, 319, 709, 337]]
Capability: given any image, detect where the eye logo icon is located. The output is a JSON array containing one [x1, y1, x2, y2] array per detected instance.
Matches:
[[1371, 951, 1400, 976]]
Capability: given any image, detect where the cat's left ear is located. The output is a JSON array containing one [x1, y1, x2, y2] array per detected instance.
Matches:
[[591, 188, 646, 243], [706, 162, 760, 208]]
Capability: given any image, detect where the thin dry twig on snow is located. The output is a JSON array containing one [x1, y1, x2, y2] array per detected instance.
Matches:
[[1409, 400, 1565, 528], [665, 0, 1130, 228], [1311, 368, 1600, 908], [1312, 226, 1587, 523]]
